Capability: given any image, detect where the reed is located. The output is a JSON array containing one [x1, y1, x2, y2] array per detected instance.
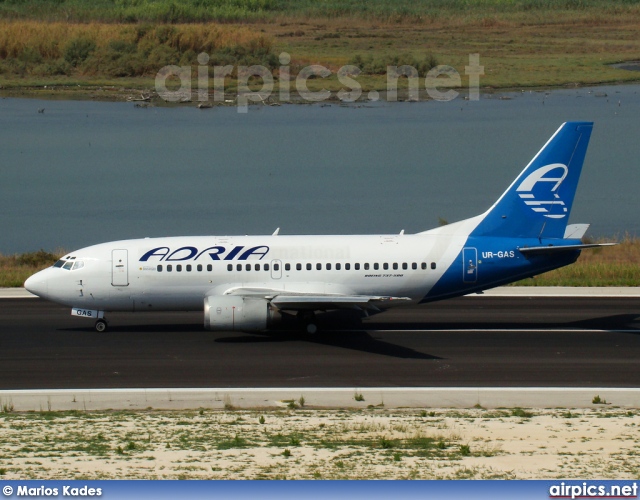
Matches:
[[0, 21, 274, 77], [0, 0, 639, 24], [515, 236, 640, 286], [0, 250, 63, 288], [0, 21, 271, 58]]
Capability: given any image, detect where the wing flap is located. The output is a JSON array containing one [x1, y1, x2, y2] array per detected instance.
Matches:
[[271, 295, 411, 311]]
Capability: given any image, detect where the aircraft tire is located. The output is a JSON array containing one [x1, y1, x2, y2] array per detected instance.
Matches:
[[95, 319, 108, 332]]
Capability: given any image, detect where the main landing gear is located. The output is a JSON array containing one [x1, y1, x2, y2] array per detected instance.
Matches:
[[297, 311, 318, 335], [95, 318, 108, 332]]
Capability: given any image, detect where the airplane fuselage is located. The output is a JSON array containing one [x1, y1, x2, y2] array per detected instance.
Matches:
[[24, 122, 604, 332], [27, 230, 581, 314]]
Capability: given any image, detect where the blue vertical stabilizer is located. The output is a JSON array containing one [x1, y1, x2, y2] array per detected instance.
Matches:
[[470, 122, 593, 239]]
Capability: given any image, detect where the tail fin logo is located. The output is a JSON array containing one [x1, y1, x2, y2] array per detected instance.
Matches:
[[516, 163, 569, 219]]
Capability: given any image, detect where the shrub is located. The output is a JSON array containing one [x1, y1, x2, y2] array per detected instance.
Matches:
[[64, 37, 96, 66], [16, 250, 58, 267]]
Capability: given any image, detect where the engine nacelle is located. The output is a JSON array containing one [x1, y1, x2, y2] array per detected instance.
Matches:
[[204, 295, 276, 332]]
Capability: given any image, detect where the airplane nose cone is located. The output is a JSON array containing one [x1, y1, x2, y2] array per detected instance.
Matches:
[[24, 272, 47, 297]]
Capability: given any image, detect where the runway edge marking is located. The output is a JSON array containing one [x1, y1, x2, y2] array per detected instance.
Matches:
[[1, 387, 640, 411]]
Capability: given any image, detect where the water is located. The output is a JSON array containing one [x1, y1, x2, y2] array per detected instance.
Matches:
[[1, 85, 639, 254]]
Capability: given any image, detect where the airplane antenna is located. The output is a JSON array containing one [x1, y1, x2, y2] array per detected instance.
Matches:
[[538, 221, 547, 243], [272, 227, 280, 236], [399, 229, 405, 236]]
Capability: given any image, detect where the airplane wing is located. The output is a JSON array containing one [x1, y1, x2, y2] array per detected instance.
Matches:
[[518, 243, 617, 255], [271, 295, 411, 311], [220, 286, 411, 311]]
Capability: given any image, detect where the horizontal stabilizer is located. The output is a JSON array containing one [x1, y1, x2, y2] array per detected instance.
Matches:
[[518, 243, 617, 256]]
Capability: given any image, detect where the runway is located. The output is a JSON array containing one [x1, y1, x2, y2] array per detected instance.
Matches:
[[1, 295, 639, 390]]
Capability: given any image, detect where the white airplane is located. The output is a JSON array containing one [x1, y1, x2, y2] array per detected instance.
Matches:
[[25, 121, 613, 333]]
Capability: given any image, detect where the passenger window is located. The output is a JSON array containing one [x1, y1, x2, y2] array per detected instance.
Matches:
[[72, 261, 84, 271], [255, 263, 260, 271], [326, 263, 331, 270], [246, 264, 251, 271], [383, 263, 388, 270], [167, 265, 173, 272], [236, 264, 242, 271], [364, 263, 369, 270], [207, 264, 212, 272], [296, 263, 302, 271], [176, 265, 182, 272], [355, 263, 360, 270], [402, 263, 408, 270], [157, 265, 163, 272], [421, 262, 427, 270], [336, 263, 341, 270], [392, 263, 398, 270], [63, 261, 73, 270], [227, 264, 232, 271], [285, 263, 291, 271], [264, 263, 270, 271], [373, 263, 379, 270], [186, 264, 192, 272], [274, 263, 280, 271], [197, 264, 203, 272], [412, 263, 417, 270], [345, 263, 350, 270], [307, 263, 312, 270], [53, 260, 65, 268], [316, 263, 321, 270], [431, 262, 436, 269]]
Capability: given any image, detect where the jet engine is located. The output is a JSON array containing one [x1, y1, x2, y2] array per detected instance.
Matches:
[[204, 295, 278, 332]]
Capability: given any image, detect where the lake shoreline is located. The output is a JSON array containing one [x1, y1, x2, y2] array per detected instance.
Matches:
[[2, 78, 640, 105]]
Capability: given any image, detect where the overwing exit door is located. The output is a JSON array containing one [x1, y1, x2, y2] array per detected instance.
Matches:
[[271, 259, 282, 279]]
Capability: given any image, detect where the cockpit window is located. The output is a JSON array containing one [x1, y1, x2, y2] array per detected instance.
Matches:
[[53, 260, 65, 268], [62, 261, 74, 270], [71, 260, 85, 271]]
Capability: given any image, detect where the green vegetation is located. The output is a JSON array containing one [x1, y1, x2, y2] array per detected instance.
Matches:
[[0, 22, 275, 79], [511, 408, 533, 418], [0, 0, 638, 24], [514, 236, 640, 286], [0, 0, 639, 92], [0, 250, 62, 287]]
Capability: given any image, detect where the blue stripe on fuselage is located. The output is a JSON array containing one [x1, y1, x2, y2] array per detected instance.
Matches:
[[421, 237, 582, 302]]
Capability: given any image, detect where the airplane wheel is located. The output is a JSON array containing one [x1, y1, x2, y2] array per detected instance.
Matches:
[[297, 312, 318, 335], [95, 319, 108, 332]]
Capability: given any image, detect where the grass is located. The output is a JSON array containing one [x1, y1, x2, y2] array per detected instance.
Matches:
[[0, 0, 639, 24], [0, 1, 640, 93], [0, 407, 637, 479], [0, 249, 62, 287], [0, 21, 275, 79], [513, 236, 640, 286]]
